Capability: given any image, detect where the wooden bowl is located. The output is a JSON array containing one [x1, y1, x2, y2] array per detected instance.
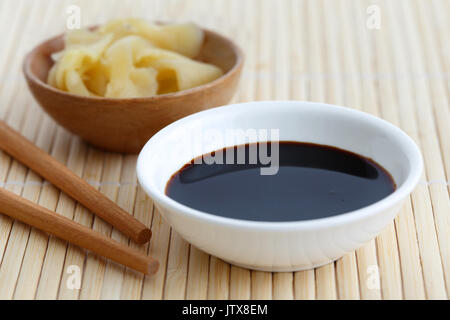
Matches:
[[23, 27, 243, 153]]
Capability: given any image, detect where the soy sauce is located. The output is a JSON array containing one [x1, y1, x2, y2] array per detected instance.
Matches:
[[165, 142, 396, 222]]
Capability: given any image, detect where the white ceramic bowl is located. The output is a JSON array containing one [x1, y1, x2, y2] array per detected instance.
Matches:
[[137, 101, 422, 271]]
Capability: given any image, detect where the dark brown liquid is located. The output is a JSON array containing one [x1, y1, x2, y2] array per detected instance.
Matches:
[[165, 142, 396, 222]]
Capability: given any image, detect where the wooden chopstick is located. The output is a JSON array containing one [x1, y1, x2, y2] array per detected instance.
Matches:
[[0, 121, 151, 244], [0, 187, 159, 275]]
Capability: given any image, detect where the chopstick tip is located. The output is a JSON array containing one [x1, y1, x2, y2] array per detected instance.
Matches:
[[136, 228, 152, 244]]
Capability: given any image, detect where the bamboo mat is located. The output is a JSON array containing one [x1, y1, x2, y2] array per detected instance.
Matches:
[[0, 0, 448, 300]]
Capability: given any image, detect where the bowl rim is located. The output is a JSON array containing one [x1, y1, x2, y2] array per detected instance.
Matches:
[[137, 101, 424, 231], [23, 25, 244, 102]]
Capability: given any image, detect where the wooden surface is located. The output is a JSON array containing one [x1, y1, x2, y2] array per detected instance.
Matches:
[[0, 0, 448, 300]]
